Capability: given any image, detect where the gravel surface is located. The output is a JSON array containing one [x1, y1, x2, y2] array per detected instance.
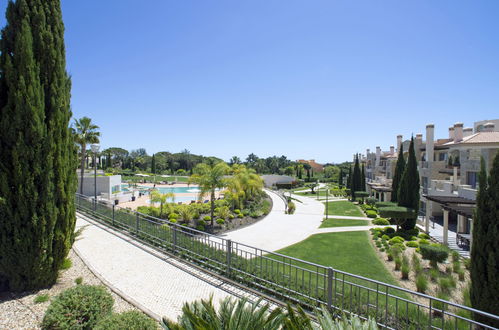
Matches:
[[0, 249, 138, 330]]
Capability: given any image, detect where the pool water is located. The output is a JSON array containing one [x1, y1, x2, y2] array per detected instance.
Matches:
[[121, 185, 200, 194]]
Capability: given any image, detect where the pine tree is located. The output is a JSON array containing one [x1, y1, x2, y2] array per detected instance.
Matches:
[[470, 155, 499, 327], [397, 137, 420, 230], [151, 154, 156, 174], [391, 144, 405, 202], [0, 0, 76, 291]]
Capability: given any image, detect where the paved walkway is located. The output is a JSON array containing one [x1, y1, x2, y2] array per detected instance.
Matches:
[[218, 190, 324, 252], [73, 215, 263, 322]]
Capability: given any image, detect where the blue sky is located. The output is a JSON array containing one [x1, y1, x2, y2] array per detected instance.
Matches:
[[1, 1, 498, 163]]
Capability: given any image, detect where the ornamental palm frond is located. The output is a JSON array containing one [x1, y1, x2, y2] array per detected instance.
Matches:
[[150, 190, 175, 217], [72, 117, 100, 194]]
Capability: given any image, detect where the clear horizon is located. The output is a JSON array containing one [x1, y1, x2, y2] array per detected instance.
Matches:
[[1, 0, 498, 163]]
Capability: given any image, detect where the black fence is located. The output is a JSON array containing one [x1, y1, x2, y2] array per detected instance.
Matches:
[[75, 194, 499, 329]]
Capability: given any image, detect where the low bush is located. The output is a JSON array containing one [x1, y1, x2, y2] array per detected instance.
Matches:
[[216, 218, 225, 225], [438, 276, 456, 294], [418, 233, 430, 240], [387, 252, 394, 261], [373, 218, 390, 225], [405, 241, 419, 248], [394, 257, 402, 271], [445, 266, 452, 274], [75, 277, 83, 285], [203, 215, 211, 221], [366, 210, 378, 218], [451, 251, 460, 263], [433, 292, 449, 317], [42, 285, 114, 329], [237, 213, 244, 218], [457, 269, 465, 281], [228, 214, 235, 220], [234, 209, 241, 214], [196, 224, 205, 231], [420, 244, 449, 267], [95, 311, 157, 330], [379, 248, 385, 252], [169, 213, 178, 220], [381, 234, 390, 241], [375, 241, 382, 248], [287, 202, 296, 214], [419, 238, 430, 245], [401, 263, 410, 280], [416, 274, 428, 293], [61, 258, 72, 270], [411, 254, 422, 274], [389, 236, 405, 245], [34, 294, 49, 304], [430, 268, 440, 282], [384, 227, 395, 234], [452, 261, 461, 273]]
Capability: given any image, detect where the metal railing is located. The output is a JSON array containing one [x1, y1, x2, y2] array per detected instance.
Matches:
[[75, 193, 499, 329]]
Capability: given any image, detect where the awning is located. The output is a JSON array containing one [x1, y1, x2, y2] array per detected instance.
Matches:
[[442, 204, 475, 218], [424, 195, 476, 205]]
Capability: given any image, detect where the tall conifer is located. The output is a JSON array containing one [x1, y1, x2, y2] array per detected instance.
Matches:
[[470, 155, 499, 327], [361, 163, 366, 190], [353, 154, 361, 192], [391, 144, 405, 202], [397, 137, 419, 230], [151, 154, 156, 174], [0, 0, 76, 291]]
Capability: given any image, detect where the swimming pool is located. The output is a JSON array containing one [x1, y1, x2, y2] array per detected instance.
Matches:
[[121, 185, 200, 194]]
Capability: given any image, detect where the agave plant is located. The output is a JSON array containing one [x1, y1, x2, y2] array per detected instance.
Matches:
[[162, 296, 284, 330]]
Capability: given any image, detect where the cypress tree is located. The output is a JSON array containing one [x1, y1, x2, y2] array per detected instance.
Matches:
[[0, 0, 76, 291], [397, 137, 419, 230], [338, 168, 343, 187], [107, 151, 112, 169], [353, 154, 361, 192], [391, 144, 405, 202], [346, 166, 352, 191], [470, 155, 499, 327], [361, 163, 366, 190], [151, 153, 156, 174]]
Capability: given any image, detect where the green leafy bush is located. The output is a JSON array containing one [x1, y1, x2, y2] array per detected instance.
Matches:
[[228, 214, 235, 220], [452, 261, 461, 273], [384, 227, 395, 234], [418, 233, 430, 239], [61, 258, 72, 270], [420, 244, 449, 267], [387, 252, 394, 261], [216, 218, 225, 225], [373, 218, 390, 225], [401, 263, 410, 279], [394, 257, 402, 271], [451, 251, 460, 262], [196, 224, 205, 231], [366, 210, 378, 218], [42, 285, 113, 329], [287, 202, 296, 214], [75, 277, 83, 285], [438, 276, 456, 294], [419, 238, 429, 245], [389, 236, 405, 245], [169, 213, 178, 220], [433, 292, 449, 317], [416, 274, 428, 293], [405, 241, 419, 248], [464, 258, 471, 270], [234, 209, 241, 214], [203, 215, 211, 221], [430, 268, 440, 282], [381, 234, 390, 241], [457, 269, 465, 281], [237, 213, 244, 218], [95, 311, 157, 330], [411, 254, 422, 274], [34, 294, 49, 304]]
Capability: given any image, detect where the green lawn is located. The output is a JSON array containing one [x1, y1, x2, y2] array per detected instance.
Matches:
[[320, 218, 370, 228], [324, 201, 364, 217], [275, 231, 398, 285]]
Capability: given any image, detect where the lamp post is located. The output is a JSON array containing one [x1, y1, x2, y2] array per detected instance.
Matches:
[[91, 144, 100, 206]]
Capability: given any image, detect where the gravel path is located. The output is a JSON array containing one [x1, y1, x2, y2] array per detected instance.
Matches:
[[0, 249, 137, 330]]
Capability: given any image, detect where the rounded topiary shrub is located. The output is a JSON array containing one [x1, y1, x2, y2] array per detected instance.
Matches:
[[373, 218, 390, 225], [203, 215, 211, 221], [406, 241, 419, 248], [216, 218, 225, 225], [420, 244, 449, 267], [366, 210, 378, 218], [389, 236, 405, 245], [41, 285, 114, 330], [95, 311, 157, 330], [384, 227, 395, 234]]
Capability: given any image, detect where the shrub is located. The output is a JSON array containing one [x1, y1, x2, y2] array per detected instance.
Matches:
[[75, 277, 83, 285], [464, 258, 471, 270], [387, 252, 394, 261], [234, 209, 241, 214], [451, 251, 460, 263], [228, 214, 235, 220], [196, 224, 205, 231], [418, 233, 430, 239], [169, 213, 178, 220], [203, 215, 211, 221], [430, 268, 440, 282], [452, 261, 461, 273], [95, 311, 157, 330], [216, 218, 225, 225], [169, 218, 177, 224], [389, 236, 405, 245], [445, 266, 452, 274], [287, 202, 296, 214], [401, 263, 410, 280], [42, 285, 114, 329], [34, 294, 49, 304], [405, 241, 419, 248], [420, 244, 449, 267], [433, 292, 449, 317], [373, 218, 390, 225], [390, 245, 403, 257], [376, 241, 382, 248], [412, 254, 422, 274], [416, 274, 428, 293], [419, 238, 430, 245], [457, 269, 465, 281], [382, 234, 390, 241], [439, 276, 456, 294], [366, 210, 377, 218], [384, 227, 395, 234], [249, 211, 261, 218], [237, 213, 244, 218], [379, 248, 385, 252], [395, 257, 402, 271], [61, 258, 72, 270]]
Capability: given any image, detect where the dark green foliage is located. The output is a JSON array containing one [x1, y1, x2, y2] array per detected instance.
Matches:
[[376, 201, 398, 208], [391, 144, 405, 202], [373, 218, 390, 225], [60, 258, 72, 270], [0, 0, 77, 291], [470, 155, 499, 327], [151, 153, 156, 174], [397, 138, 419, 230], [41, 285, 114, 329], [420, 244, 448, 267], [338, 168, 343, 187], [361, 163, 366, 191], [95, 311, 157, 330], [352, 154, 362, 193], [416, 274, 428, 293], [346, 166, 352, 194], [34, 294, 50, 304]]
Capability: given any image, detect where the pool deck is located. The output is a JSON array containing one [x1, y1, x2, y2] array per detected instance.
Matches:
[[119, 183, 221, 210]]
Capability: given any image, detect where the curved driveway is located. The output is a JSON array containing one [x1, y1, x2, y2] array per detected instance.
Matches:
[[218, 189, 324, 252]]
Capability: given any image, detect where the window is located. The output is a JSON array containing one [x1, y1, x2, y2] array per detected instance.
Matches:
[[467, 172, 478, 189]]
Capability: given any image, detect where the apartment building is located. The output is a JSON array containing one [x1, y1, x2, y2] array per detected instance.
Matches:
[[362, 119, 499, 255]]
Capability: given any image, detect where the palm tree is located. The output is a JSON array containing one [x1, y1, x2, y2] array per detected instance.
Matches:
[[73, 117, 100, 194], [150, 189, 175, 217], [189, 162, 229, 227]]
